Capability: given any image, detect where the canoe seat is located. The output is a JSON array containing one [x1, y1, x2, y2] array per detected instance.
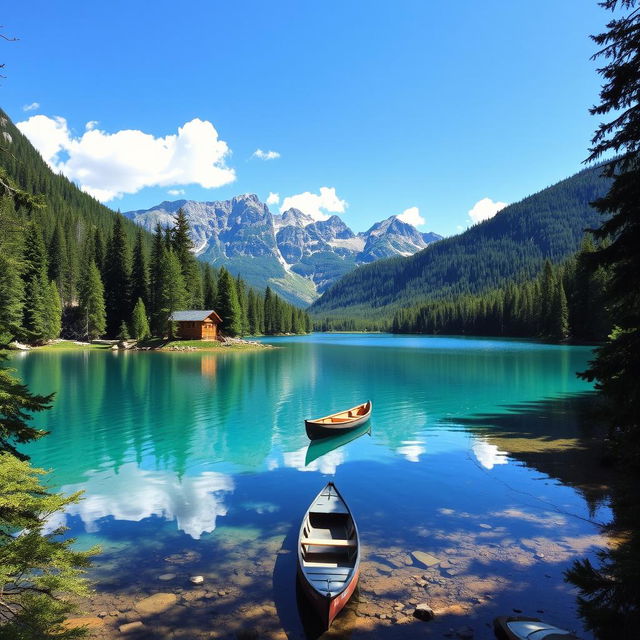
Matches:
[[304, 566, 353, 575], [302, 538, 356, 547]]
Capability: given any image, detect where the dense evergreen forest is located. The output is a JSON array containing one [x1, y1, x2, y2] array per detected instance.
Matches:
[[310, 165, 611, 322], [0, 109, 310, 343], [391, 238, 611, 341]]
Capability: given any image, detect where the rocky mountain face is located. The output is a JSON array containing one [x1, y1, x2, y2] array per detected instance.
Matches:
[[124, 195, 442, 305]]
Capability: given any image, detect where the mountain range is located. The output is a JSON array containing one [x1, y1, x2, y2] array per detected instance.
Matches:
[[309, 164, 611, 321], [124, 197, 442, 305]]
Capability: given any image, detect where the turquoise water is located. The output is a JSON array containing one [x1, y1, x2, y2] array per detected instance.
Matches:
[[13, 335, 609, 638]]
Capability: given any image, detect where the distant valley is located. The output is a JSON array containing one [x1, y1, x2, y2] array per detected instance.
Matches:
[[124, 196, 442, 305]]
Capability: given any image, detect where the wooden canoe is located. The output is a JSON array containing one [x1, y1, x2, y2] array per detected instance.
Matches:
[[305, 401, 372, 440], [297, 482, 360, 628]]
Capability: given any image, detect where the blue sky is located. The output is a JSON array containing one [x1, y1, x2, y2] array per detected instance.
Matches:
[[3, 1, 608, 235]]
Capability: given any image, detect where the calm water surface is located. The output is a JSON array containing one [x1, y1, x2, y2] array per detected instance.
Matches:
[[14, 334, 610, 639]]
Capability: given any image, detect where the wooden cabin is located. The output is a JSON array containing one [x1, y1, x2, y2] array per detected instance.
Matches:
[[169, 310, 222, 340]]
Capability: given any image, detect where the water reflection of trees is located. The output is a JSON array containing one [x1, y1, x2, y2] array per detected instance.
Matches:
[[447, 392, 640, 639], [448, 392, 613, 514]]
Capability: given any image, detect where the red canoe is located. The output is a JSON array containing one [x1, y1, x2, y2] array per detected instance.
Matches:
[[297, 482, 360, 628]]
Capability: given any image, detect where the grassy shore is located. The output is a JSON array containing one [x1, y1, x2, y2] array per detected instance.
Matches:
[[27, 338, 270, 352], [30, 341, 111, 351]]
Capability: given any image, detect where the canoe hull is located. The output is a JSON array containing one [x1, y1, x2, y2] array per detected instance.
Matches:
[[297, 483, 360, 629], [305, 401, 372, 440], [297, 565, 360, 628]]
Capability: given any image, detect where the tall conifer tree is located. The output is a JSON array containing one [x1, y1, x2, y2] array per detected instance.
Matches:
[[203, 264, 217, 309], [157, 249, 188, 337], [79, 262, 107, 340], [130, 228, 149, 309], [104, 215, 131, 337], [216, 268, 242, 337]]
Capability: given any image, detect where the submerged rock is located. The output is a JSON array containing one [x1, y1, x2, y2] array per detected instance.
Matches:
[[63, 616, 104, 630], [190, 575, 204, 584], [411, 551, 441, 568], [158, 573, 176, 581], [135, 593, 178, 615], [413, 604, 435, 621], [119, 620, 145, 634]]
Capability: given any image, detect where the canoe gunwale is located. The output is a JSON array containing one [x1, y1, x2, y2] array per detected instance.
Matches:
[[304, 401, 372, 440], [305, 401, 372, 427], [297, 482, 360, 626]]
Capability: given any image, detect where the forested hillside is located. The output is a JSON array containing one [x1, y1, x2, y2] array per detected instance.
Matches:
[[391, 238, 611, 342], [0, 109, 309, 342], [310, 165, 610, 321]]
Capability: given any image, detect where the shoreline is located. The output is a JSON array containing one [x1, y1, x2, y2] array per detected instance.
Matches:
[[8, 338, 275, 353]]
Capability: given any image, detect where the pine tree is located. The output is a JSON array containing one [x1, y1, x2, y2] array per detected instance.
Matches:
[[264, 286, 274, 334], [235, 275, 249, 336], [579, 0, 640, 438], [44, 281, 62, 341], [93, 228, 105, 277], [216, 268, 242, 337], [171, 208, 192, 268], [157, 249, 188, 337], [148, 223, 165, 332], [0, 253, 24, 343], [21, 224, 51, 344], [0, 347, 96, 637], [247, 289, 259, 335], [104, 215, 131, 337], [47, 222, 67, 301], [550, 279, 569, 340], [130, 298, 150, 340], [79, 262, 106, 340], [117, 320, 130, 340], [130, 228, 149, 309], [64, 227, 80, 307], [203, 264, 217, 309], [539, 260, 556, 336], [170, 210, 203, 308]]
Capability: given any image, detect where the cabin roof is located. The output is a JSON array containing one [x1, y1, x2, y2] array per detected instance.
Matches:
[[169, 310, 222, 323]]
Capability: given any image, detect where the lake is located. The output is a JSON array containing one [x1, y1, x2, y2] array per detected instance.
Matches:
[[13, 334, 611, 639]]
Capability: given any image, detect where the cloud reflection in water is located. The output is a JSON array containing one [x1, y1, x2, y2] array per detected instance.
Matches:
[[45, 462, 234, 539]]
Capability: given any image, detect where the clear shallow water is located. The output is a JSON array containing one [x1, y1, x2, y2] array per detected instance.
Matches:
[[13, 335, 610, 639]]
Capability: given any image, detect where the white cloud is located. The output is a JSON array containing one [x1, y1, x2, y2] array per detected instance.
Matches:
[[266, 192, 280, 206], [468, 197, 508, 224], [168, 188, 185, 196], [280, 187, 347, 221], [85, 120, 99, 130], [16, 115, 236, 202], [253, 148, 280, 160], [395, 206, 425, 227], [22, 102, 40, 112]]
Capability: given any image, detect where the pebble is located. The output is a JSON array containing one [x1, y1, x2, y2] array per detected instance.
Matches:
[[158, 573, 176, 581], [190, 575, 204, 584], [97, 611, 108, 618], [218, 590, 228, 596], [535, 553, 545, 559]]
